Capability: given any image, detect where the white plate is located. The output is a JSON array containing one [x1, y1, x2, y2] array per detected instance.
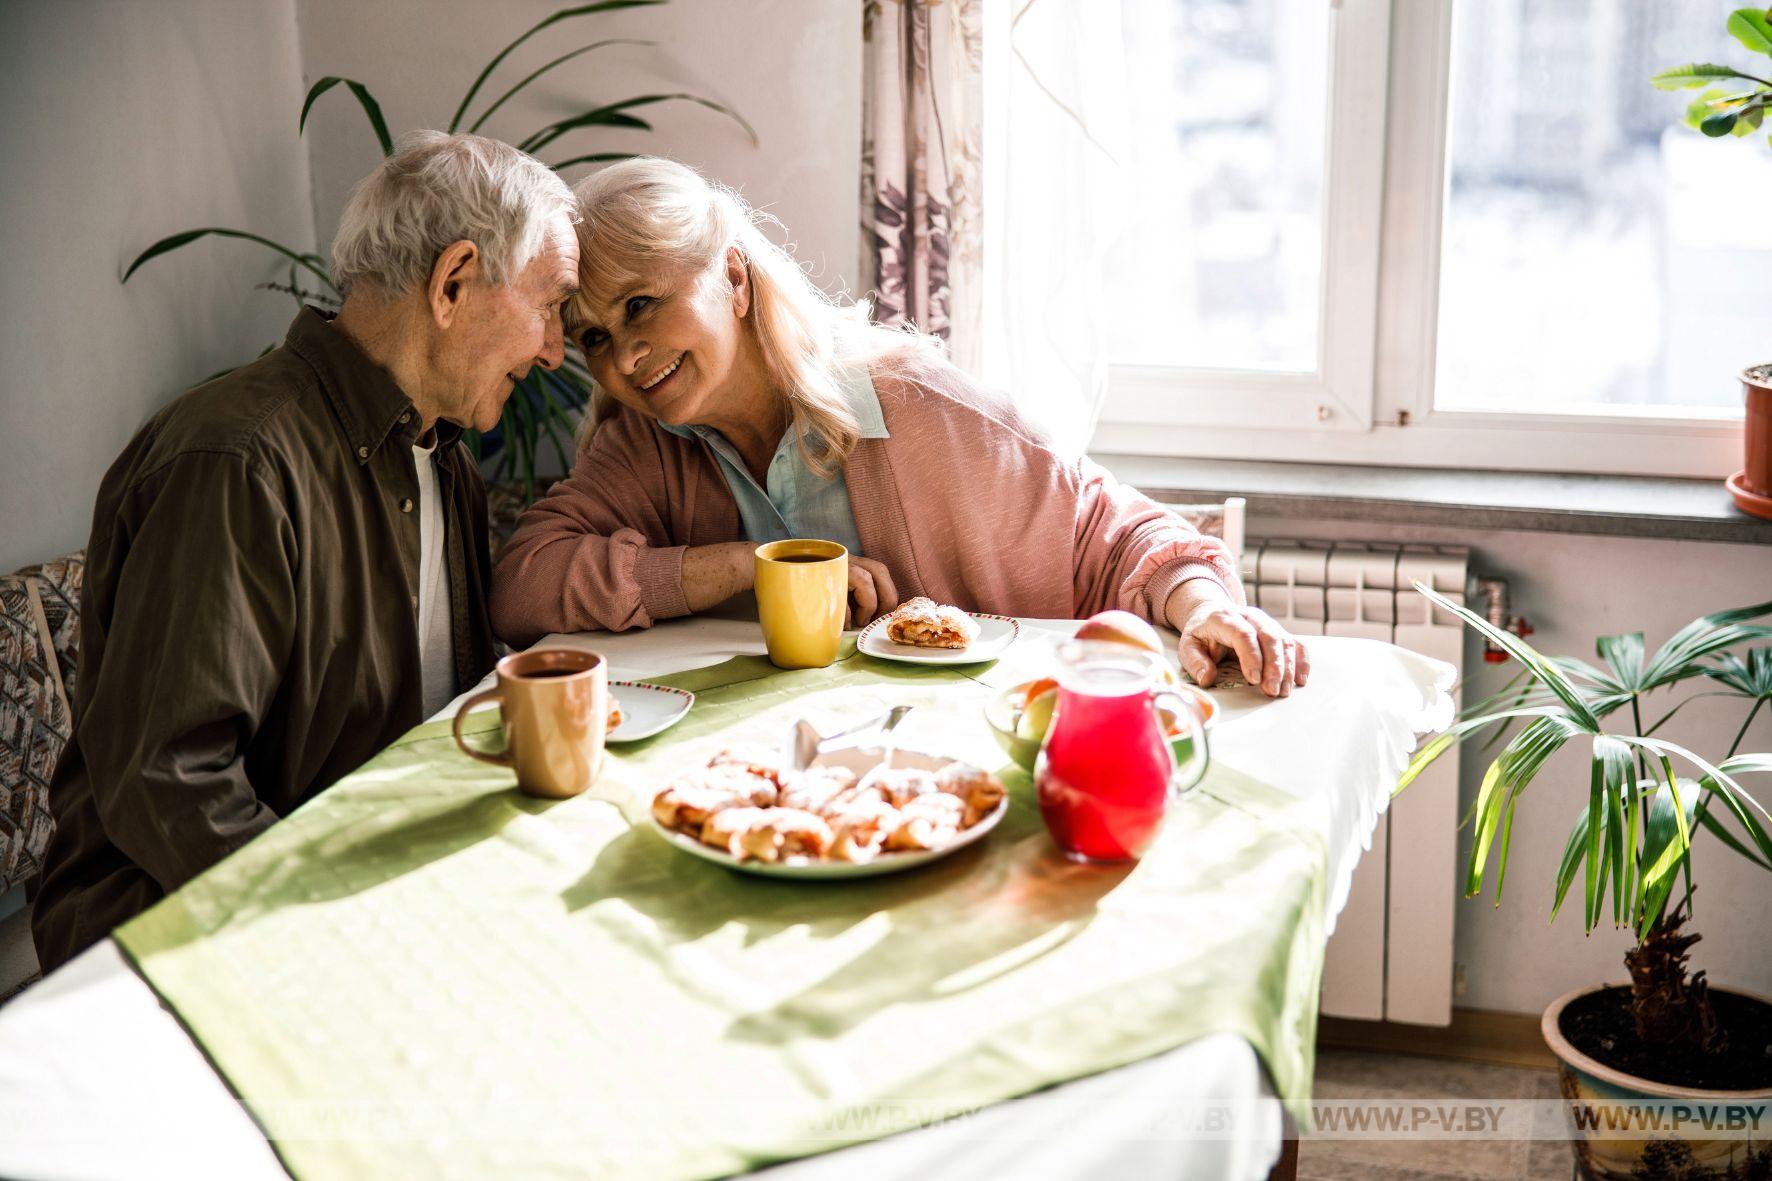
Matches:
[[607, 680, 694, 743], [648, 745, 1009, 879], [856, 611, 1020, 666]]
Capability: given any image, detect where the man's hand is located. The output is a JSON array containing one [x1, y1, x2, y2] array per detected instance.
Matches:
[[1165, 581, 1309, 698]]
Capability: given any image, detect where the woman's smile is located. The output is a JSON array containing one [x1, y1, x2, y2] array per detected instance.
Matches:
[[637, 350, 686, 397]]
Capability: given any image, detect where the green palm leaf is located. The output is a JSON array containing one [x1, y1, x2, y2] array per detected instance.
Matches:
[[448, 1, 666, 133], [551, 151, 640, 171], [1415, 584, 1600, 729], [123, 228, 338, 293], [521, 93, 756, 154], [468, 39, 655, 133], [300, 77, 394, 156], [1641, 599, 1772, 687], [1705, 648, 1772, 698]]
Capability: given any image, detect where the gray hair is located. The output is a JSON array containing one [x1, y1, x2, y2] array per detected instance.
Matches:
[[330, 130, 576, 298]]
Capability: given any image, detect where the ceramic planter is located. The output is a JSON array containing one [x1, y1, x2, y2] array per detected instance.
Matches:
[[1542, 983, 1772, 1180]]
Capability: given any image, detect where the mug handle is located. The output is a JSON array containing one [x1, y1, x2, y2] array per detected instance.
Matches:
[[452, 689, 513, 767], [1153, 688, 1210, 798]]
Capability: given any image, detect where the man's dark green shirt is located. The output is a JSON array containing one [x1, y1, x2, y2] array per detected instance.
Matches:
[[32, 308, 498, 970]]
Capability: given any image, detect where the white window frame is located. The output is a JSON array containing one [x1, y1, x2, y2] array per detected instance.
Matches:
[[1092, 0, 1745, 480]]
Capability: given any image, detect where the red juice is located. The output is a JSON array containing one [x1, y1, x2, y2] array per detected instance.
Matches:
[[1034, 660, 1176, 862]]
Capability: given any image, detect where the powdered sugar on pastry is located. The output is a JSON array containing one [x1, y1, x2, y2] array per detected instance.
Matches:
[[936, 762, 1007, 827], [699, 806, 833, 863], [881, 596, 980, 650]]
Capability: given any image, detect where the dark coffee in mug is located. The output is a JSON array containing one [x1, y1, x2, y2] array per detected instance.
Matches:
[[776, 554, 836, 563]]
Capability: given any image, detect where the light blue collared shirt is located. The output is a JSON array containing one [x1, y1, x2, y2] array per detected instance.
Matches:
[[660, 358, 887, 557]]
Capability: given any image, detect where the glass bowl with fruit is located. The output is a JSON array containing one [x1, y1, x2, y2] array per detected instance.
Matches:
[[982, 612, 1217, 773]]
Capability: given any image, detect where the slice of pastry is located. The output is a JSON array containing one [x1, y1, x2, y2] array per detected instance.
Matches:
[[707, 743, 792, 789], [699, 806, 833, 863], [883, 793, 965, 851], [882, 597, 980, 650], [824, 797, 903, 863], [936, 763, 1007, 827], [869, 767, 942, 809], [651, 764, 778, 832], [777, 765, 859, 813]]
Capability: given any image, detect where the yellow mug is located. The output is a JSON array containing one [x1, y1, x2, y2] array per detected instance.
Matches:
[[755, 539, 848, 669], [451, 648, 609, 798]]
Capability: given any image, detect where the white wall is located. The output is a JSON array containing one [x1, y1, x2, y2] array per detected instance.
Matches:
[[295, 0, 861, 294], [1259, 518, 1772, 1015], [0, 0, 317, 573]]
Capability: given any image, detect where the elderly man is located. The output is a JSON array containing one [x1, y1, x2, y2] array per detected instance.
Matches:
[[32, 131, 578, 970]]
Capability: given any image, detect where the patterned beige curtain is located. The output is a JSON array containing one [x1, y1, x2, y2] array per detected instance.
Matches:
[[861, 0, 985, 373]]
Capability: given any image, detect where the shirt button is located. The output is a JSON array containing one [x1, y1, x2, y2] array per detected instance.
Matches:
[[398, 411, 411, 424], [400, 498, 414, 513], [357, 446, 370, 459], [410, 594, 419, 611]]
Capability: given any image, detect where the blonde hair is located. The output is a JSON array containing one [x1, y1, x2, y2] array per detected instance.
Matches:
[[332, 131, 576, 298], [569, 157, 935, 474]]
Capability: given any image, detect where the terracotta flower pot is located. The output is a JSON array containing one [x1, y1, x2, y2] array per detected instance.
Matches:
[[1739, 366, 1772, 498], [1542, 983, 1772, 1180]]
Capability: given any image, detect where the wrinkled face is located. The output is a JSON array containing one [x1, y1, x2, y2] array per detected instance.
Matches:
[[571, 251, 749, 427], [432, 214, 580, 433]]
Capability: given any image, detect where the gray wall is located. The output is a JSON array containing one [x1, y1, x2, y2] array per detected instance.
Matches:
[[294, 0, 861, 295], [1259, 519, 1772, 1015], [0, 0, 317, 572]]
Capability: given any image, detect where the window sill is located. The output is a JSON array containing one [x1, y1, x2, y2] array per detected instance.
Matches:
[[1091, 454, 1772, 546]]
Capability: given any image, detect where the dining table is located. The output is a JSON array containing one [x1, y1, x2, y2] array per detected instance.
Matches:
[[0, 604, 1453, 1181]]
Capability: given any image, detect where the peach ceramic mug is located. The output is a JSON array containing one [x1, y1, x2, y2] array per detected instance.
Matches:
[[451, 648, 609, 798], [754, 539, 848, 669]]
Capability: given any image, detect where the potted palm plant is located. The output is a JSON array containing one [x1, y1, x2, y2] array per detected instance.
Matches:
[[121, 1, 751, 540], [1654, 7, 1772, 519], [1398, 587, 1772, 1180]]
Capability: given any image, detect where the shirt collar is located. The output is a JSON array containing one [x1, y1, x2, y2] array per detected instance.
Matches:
[[657, 356, 890, 446], [836, 355, 890, 440], [284, 306, 459, 465]]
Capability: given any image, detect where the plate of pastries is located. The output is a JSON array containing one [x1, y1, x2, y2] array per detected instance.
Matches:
[[649, 741, 1010, 879], [857, 597, 1020, 665]]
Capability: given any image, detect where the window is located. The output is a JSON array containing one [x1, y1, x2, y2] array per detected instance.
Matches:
[[1093, 0, 1746, 478], [1106, 0, 1330, 373]]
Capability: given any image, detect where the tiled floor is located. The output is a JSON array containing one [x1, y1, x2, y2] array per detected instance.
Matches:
[[1299, 1048, 1576, 1181]]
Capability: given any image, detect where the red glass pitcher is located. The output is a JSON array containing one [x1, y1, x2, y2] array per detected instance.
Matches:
[[1034, 638, 1210, 863]]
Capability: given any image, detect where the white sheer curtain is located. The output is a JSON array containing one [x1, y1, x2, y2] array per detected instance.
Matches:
[[980, 0, 1130, 450]]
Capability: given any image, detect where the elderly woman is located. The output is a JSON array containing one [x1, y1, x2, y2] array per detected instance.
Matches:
[[490, 158, 1306, 696]]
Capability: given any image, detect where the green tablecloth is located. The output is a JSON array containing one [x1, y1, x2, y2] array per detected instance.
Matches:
[[116, 643, 1327, 1180]]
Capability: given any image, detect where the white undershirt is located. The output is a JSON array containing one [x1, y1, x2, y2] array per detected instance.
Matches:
[[412, 439, 455, 717]]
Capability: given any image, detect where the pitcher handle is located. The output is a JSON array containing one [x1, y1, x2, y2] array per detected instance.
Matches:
[[1153, 688, 1210, 798], [452, 689, 513, 767]]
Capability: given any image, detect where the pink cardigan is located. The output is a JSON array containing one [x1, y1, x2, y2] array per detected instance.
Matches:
[[490, 354, 1242, 645]]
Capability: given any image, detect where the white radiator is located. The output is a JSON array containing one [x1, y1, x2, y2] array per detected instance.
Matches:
[[1243, 541, 1468, 1026]]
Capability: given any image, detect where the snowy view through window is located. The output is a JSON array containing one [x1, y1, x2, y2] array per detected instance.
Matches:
[[1110, 0, 1761, 417]]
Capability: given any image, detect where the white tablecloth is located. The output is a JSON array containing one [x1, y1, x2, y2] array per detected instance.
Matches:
[[0, 618, 1452, 1181]]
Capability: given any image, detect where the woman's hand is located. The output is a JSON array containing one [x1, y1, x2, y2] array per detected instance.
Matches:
[[1165, 581, 1309, 697], [844, 555, 900, 628]]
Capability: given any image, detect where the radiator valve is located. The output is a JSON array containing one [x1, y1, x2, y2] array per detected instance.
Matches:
[[1476, 576, 1534, 663]]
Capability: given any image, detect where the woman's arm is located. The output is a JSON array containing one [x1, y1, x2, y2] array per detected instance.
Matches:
[[1072, 459, 1307, 697], [490, 410, 743, 644]]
